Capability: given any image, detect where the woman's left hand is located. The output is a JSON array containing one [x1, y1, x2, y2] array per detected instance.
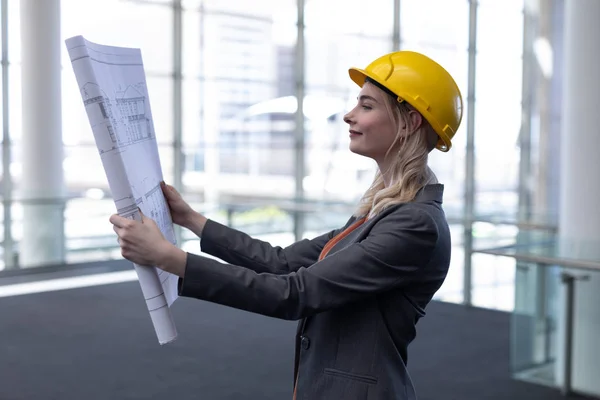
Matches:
[[110, 210, 184, 274]]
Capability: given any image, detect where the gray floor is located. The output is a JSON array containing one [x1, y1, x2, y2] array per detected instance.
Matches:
[[0, 279, 595, 400]]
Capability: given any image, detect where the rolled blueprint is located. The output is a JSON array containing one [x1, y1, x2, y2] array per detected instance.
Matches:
[[65, 35, 178, 345]]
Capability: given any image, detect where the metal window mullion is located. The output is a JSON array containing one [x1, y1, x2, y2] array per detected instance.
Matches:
[[2, 0, 13, 269], [463, 0, 478, 306], [173, 0, 183, 244], [293, 0, 306, 241], [518, 6, 534, 220], [393, 0, 401, 50]]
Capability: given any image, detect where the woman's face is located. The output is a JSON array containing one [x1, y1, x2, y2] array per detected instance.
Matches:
[[343, 82, 398, 165]]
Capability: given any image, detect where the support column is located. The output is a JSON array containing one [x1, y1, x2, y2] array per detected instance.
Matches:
[[19, 0, 64, 267], [557, 0, 600, 396]]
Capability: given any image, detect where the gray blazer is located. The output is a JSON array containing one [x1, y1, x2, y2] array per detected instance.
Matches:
[[178, 184, 451, 399]]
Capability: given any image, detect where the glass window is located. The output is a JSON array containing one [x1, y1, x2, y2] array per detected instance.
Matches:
[[7, 0, 20, 65], [477, 0, 525, 59], [305, 0, 394, 38], [182, 8, 202, 78], [1, 0, 536, 307], [147, 76, 174, 145], [400, 0, 470, 50], [399, 0, 470, 216], [475, 0, 524, 215], [58, 1, 174, 266], [8, 65, 21, 143], [434, 224, 466, 303], [0, 58, 4, 214], [305, 0, 393, 94], [181, 0, 295, 203], [302, 87, 375, 202], [182, 79, 287, 187], [60, 0, 173, 74], [304, 0, 393, 210]]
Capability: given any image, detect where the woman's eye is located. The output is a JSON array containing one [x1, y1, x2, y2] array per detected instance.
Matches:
[[362, 105, 372, 110]]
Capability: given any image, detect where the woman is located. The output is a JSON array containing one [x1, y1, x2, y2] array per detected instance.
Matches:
[[110, 50, 463, 399]]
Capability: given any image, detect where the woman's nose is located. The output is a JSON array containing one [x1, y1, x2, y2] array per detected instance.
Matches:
[[343, 112, 353, 125]]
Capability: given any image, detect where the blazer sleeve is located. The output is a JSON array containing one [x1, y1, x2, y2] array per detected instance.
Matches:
[[198, 218, 353, 274], [179, 206, 440, 320]]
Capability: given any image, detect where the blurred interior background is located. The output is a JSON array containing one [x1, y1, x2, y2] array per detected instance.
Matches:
[[3, 0, 543, 306], [3, 0, 600, 397]]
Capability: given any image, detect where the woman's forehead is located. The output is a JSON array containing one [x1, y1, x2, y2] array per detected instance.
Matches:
[[359, 82, 386, 101]]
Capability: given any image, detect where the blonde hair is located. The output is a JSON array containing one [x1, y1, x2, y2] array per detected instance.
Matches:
[[355, 84, 439, 219]]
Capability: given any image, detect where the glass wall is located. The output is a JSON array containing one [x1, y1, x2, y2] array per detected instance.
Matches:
[[398, 0, 471, 305], [474, 0, 524, 215], [470, 0, 525, 310], [0, 0, 550, 313], [400, 0, 470, 212]]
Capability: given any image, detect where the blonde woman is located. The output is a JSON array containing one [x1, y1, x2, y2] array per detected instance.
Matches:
[[111, 50, 463, 400]]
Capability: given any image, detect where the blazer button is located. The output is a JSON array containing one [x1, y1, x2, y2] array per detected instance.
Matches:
[[301, 336, 310, 350]]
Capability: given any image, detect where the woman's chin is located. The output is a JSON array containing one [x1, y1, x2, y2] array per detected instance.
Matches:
[[348, 143, 366, 157]]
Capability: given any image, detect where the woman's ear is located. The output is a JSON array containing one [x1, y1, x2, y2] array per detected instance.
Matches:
[[407, 111, 423, 133]]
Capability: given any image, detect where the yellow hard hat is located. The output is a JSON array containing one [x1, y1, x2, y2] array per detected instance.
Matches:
[[349, 51, 463, 152]]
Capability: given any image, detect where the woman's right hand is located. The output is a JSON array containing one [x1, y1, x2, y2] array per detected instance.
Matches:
[[161, 181, 206, 236]]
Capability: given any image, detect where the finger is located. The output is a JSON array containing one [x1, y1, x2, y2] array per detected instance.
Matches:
[[163, 182, 177, 194], [161, 182, 173, 198], [109, 214, 129, 228], [139, 209, 159, 231], [138, 209, 154, 226], [113, 226, 128, 243]]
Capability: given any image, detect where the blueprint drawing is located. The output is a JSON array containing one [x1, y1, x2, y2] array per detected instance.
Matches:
[[65, 35, 178, 345]]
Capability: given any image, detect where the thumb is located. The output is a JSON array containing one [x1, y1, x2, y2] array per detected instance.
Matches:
[[161, 181, 174, 198], [138, 208, 147, 222], [161, 181, 172, 190]]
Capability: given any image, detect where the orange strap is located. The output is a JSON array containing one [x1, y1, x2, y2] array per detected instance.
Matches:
[[318, 217, 366, 261], [293, 217, 367, 399]]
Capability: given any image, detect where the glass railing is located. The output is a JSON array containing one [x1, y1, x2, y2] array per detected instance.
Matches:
[[472, 231, 600, 396], [0, 195, 359, 271], [475, 233, 600, 271], [1, 195, 566, 326]]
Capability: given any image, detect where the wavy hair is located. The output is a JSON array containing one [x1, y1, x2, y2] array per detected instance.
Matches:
[[355, 84, 439, 219]]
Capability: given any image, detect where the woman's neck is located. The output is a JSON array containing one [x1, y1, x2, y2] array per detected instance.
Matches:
[[424, 166, 438, 185], [378, 165, 438, 188], [379, 167, 392, 188]]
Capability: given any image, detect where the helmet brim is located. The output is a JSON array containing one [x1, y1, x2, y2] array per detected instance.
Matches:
[[349, 68, 370, 88]]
